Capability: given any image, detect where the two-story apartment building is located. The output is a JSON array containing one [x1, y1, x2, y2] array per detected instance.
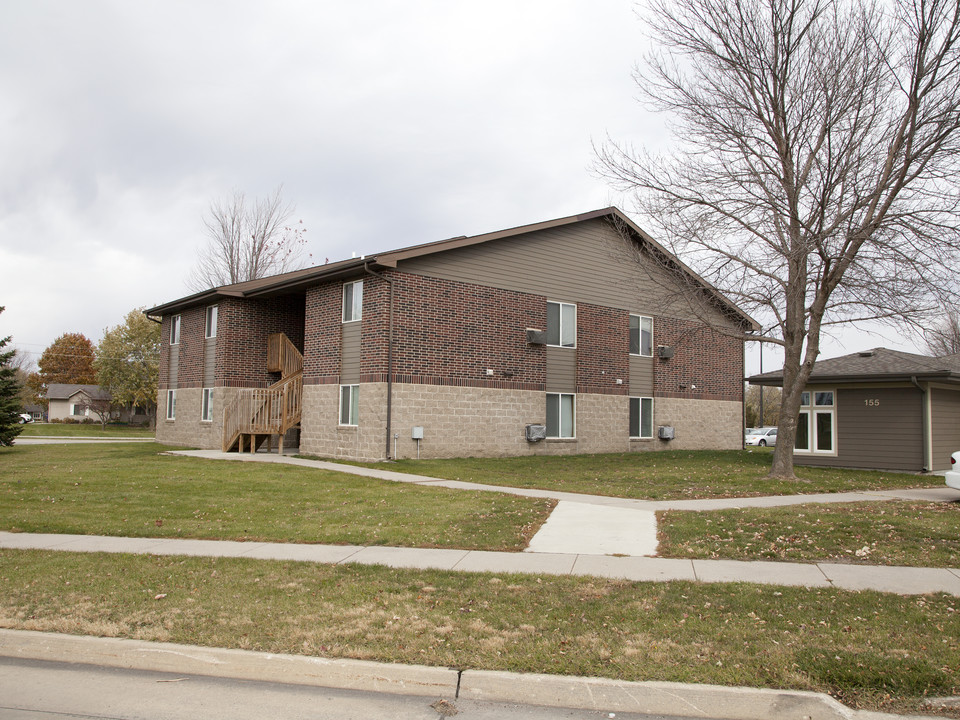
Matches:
[[146, 208, 756, 460]]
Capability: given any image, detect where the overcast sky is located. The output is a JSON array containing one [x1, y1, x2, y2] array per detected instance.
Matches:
[[0, 0, 923, 374]]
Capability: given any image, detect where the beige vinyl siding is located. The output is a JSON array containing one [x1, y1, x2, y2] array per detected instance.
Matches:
[[340, 321, 362, 384], [930, 387, 960, 471], [629, 355, 654, 396], [397, 218, 732, 326], [796, 386, 923, 472], [168, 345, 179, 388], [203, 338, 216, 387], [546, 347, 576, 393]]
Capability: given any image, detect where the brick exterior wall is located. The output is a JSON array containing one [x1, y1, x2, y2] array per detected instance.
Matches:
[[360, 271, 547, 390], [303, 283, 343, 383], [217, 296, 305, 388], [158, 316, 170, 388], [576, 304, 630, 395], [653, 316, 743, 402]]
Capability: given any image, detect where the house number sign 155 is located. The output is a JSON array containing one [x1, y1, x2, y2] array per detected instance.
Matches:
[[864, 398, 880, 406]]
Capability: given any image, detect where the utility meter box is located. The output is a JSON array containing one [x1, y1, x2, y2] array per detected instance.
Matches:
[[411, 426, 424, 439]]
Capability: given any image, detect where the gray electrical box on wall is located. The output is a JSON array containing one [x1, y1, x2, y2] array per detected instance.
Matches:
[[411, 426, 424, 439], [525, 424, 547, 442]]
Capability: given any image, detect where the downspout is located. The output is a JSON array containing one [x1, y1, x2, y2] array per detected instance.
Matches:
[[910, 376, 929, 472], [364, 263, 395, 459]]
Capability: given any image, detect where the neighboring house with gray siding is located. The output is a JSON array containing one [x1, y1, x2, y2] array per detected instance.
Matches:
[[749, 348, 960, 472], [147, 207, 756, 461], [46, 384, 111, 421]]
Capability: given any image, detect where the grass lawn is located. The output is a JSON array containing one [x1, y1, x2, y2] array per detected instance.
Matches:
[[343, 449, 941, 500], [1, 549, 957, 717], [0, 443, 553, 551], [658, 501, 960, 568], [18, 423, 155, 438]]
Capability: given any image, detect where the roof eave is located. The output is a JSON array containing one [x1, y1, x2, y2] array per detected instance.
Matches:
[[748, 371, 960, 386]]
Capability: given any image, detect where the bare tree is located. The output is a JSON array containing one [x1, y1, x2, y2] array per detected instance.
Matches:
[[925, 307, 960, 356], [599, 0, 960, 478], [188, 187, 309, 291], [82, 392, 115, 430]]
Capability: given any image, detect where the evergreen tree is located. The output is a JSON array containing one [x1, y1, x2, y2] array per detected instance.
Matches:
[[0, 307, 24, 446]]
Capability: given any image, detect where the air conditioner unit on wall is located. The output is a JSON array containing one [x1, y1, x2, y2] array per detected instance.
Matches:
[[657, 346, 675, 359], [525, 424, 547, 442], [658, 426, 675, 440], [526, 328, 547, 345]]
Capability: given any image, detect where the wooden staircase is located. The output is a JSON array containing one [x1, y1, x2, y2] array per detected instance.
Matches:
[[222, 333, 303, 454]]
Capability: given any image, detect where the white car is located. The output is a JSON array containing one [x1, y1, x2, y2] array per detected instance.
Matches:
[[745, 427, 777, 447], [946, 452, 960, 490], [18, 413, 33, 424]]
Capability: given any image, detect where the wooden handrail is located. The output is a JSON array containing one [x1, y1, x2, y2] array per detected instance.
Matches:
[[223, 332, 304, 452], [222, 372, 303, 451], [267, 333, 303, 378]]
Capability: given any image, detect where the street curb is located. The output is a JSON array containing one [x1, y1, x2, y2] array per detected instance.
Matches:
[[0, 629, 943, 720], [0, 629, 458, 698]]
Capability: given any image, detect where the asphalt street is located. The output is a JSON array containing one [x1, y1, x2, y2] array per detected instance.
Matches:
[[0, 656, 694, 720]]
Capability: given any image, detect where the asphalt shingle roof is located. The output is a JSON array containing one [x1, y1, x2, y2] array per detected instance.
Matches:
[[749, 347, 960, 384]]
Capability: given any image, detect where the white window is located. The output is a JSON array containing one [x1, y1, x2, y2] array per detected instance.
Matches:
[[343, 280, 363, 322], [166, 389, 177, 420], [795, 390, 835, 453], [630, 397, 653, 438], [630, 315, 653, 356], [70, 403, 85, 416], [205, 305, 218, 339], [201, 388, 214, 422], [340, 384, 359, 426], [546, 393, 575, 438], [170, 315, 181, 345], [546, 302, 576, 348]]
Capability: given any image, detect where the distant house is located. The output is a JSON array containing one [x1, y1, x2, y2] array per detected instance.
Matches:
[[749, 348, 960, 472], [46, 384, 150, 424], [147, 207, 757, 460], [46, 384, 111, 421], [22, 404, 44, 422]]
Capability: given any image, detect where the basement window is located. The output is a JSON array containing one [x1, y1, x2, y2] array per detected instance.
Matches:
[[546, 393, 575, 438], [201, 388, 214, 422], [339, 385, 359, 426]]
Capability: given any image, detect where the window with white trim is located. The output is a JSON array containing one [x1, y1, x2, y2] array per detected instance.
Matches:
[[342, 280, 363, 322], [795, 390, 835, 453], [630, 396, 653, 438], [630, 315, 653, 356], [546, 302, 576, 347], [170, 315, 181, 345], [201, 388, 214, 422], [205, 305, 218, 339], [546, 393, 575, 438], [339, 384, 359, 426], [166, 389, 177, 420], [70, 403, 86, 416]]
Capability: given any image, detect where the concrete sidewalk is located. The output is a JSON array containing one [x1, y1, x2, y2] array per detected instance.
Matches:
[[169, 448, 960, 558], [168, 448, 960, 510], [4, 530, 959, 596]]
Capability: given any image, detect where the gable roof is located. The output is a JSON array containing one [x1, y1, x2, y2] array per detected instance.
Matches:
[[46, 383, 111, 401], [749, 347, 960, 386], [146, 207, 757, 329]]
